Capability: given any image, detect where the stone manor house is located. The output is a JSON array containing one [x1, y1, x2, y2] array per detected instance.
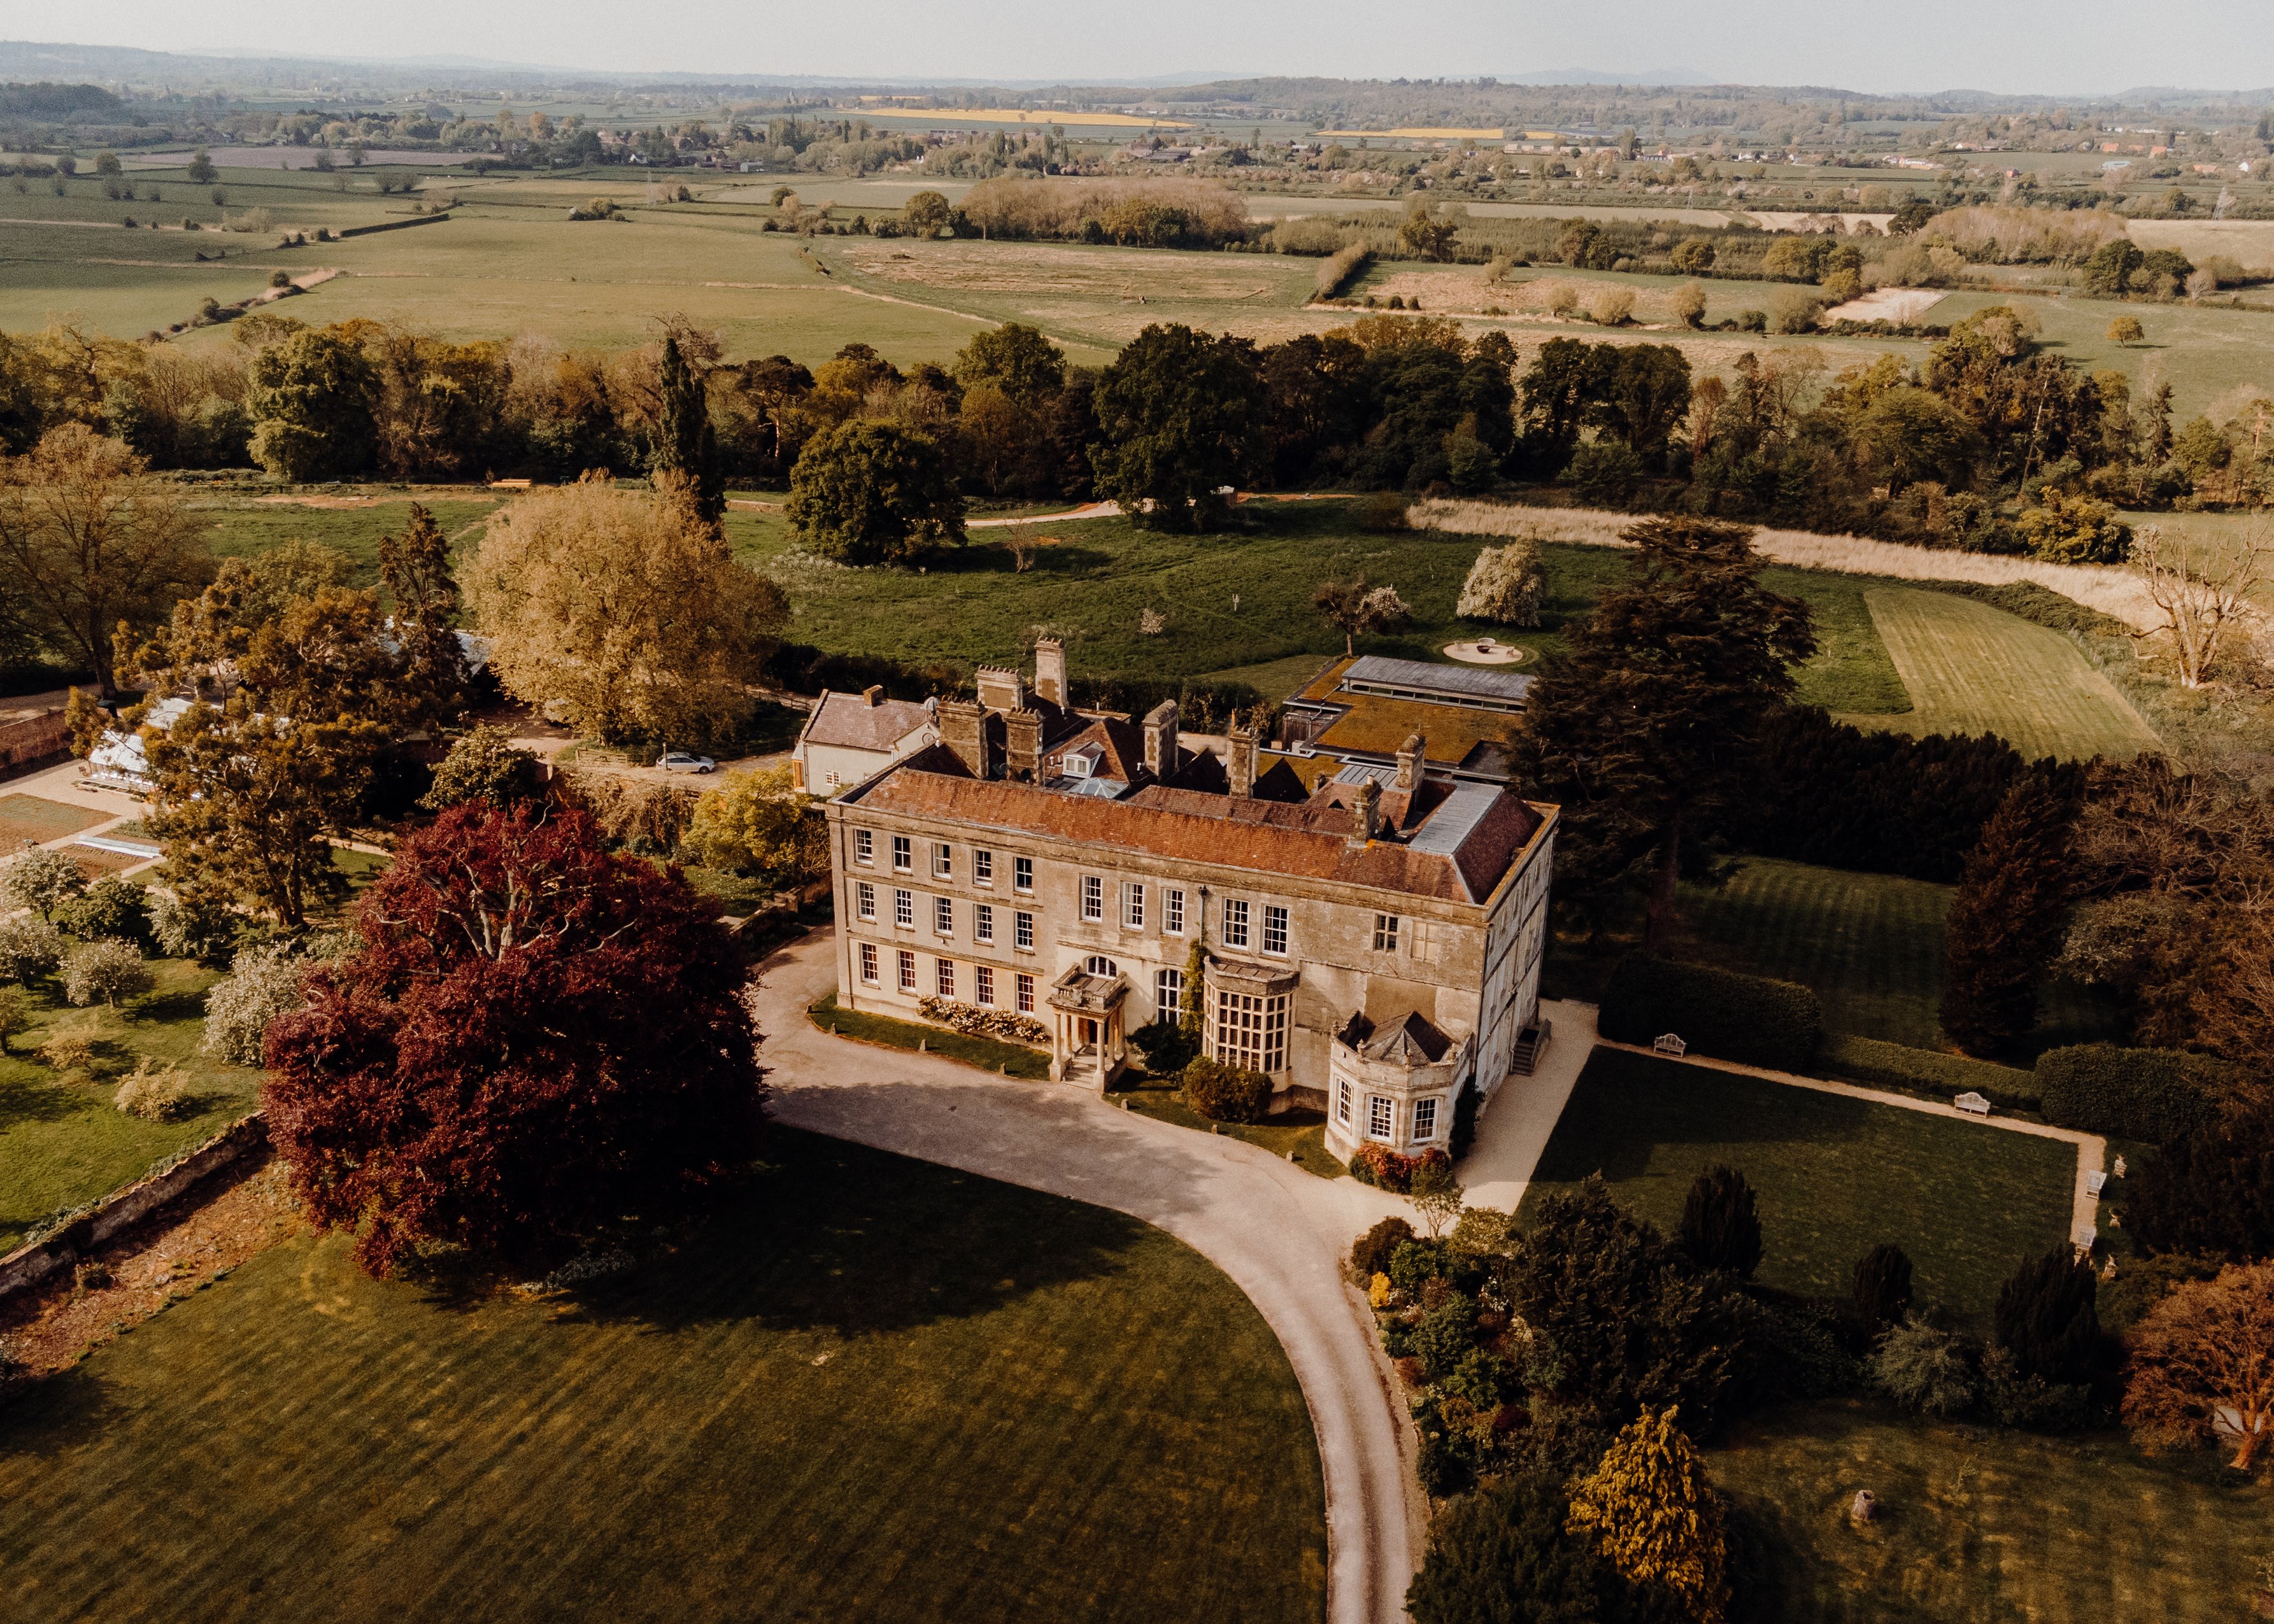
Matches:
[[822, 640, 1559, 1166]]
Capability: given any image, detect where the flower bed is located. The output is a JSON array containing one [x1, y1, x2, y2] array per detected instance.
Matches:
[[916, 995, 1047, 1045], [1348, 1142, 1451, 1193]]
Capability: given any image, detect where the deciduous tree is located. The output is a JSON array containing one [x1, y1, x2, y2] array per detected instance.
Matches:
[[681, 764, 827, 887], [1090, 323, 1264, 531], [1314, 575, 1412, 655], [2121, 1261, 2274, 1470], [785, 419, 965, 565], [246, 327, 378, 481], [264, 803, 765, 1276], [468, 474, 786, 749], [0, 425, 211, 694]]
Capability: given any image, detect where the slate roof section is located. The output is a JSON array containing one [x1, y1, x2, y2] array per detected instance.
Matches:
[[1339, 1009, 1456, 1064], [848, 763, 1545, 904], [1341, 655, 1535, 709], [802, 689, 936, 753]]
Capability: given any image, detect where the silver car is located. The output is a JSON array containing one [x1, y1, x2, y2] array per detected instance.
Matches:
[[657, 750, 716, 774]]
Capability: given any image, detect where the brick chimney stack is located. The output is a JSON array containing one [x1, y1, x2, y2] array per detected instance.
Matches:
[[1032, 637, 1067, 707], [1226, 724, 1257, 798], [1006, 707, 1042, 782], [1142, 700, 1179, 780], [1396, 733, 1425, 792], [974, 665, 1024, 714], [862, 684, 884, 707], [1349, 778, 1381, 846], [937, 698, 989, 778]]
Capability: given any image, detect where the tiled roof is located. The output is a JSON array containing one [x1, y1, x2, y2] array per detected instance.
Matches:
[[802, 690, 935, 754], [849, 764, 1544, 904]]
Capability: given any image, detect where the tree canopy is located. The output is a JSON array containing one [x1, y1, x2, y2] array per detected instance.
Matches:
[[1090, 323, 1265, 530], [264, 801, 766, 1276], [784, 418, 966, 566]]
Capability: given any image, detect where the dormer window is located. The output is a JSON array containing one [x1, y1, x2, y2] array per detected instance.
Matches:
[[1063, 743, 1103, 779]]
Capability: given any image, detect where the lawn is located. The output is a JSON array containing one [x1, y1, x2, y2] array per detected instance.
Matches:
[[0, 1129, 1329, 1624], [1672, 856, 2120, 1056], [1712, 1397, 2270, 1621], [1114, 1080, 1346, 1181], [1518, 1049, 2078, 1329], [0, 957, 262, 1252], [193, 494, 505, 590], [809, 989, 1051, 1079], [1854, 586, 2161, 761]]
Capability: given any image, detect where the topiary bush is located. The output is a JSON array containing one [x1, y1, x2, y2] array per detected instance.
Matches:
[[1596, 953, 1821, 1073], [1181, 1055, 1272, 1123], [2035, 1044, 2221, 1144], [1130, 1018, 1198, 1077]]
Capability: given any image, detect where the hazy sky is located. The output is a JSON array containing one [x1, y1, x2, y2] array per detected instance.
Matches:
[[48, 1, 2274, 95]]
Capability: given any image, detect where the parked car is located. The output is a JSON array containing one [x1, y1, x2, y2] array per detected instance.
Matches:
[[657, 751, 716, 774]]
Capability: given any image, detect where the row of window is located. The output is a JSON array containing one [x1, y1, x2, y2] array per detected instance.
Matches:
[[853, 884, 1040, 950], [858, 943, 1040, 1012], [855, 830, 1032, 892], [1336, 1081, 1442, 1143]]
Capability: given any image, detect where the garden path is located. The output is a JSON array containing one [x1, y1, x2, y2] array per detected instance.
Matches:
[[750, 927, 1427, 1624], [1453, 998, 1598, 1213]]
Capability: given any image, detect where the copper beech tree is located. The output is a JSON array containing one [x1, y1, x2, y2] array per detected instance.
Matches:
[[2122, 1262, 2274, 1471], [262, 802, 766, 1276]]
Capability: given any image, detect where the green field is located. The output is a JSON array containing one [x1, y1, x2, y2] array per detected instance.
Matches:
[[1519, 1049, 2077, 1328], [1714, 1399, 2270, 1622], [0, 957, 262, 1252], [194, 493, 506, 588], [0, 1130, 1328, 1624], [1854, 587, 2161, 761], [1673, 856, 2119, 1056]]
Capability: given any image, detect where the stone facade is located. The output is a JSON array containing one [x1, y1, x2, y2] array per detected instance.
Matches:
[[821, 644, 1558, 1158]]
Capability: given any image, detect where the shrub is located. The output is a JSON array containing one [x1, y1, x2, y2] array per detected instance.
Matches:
[[146, 886, 239, 963], [2035, 1045, 2221, 1144], [1181, 1055, 1272, 1123], [200, 943, 311, 1067], [55, 875, 150, 947], [1817, 1033, 2038, 1109], [1565, 439, 1644, 507], [914, 994, 1048, 1045], [1128, 1018, 1198, 1076], [1872, 1317, 1978, 1415], [1405, 1471, 1622, 1624], [1994, 1244, 2101, 1387], [1353, 1215, 1418, 1280], [1678, 1165, 1762, 1279], [114, 1056, 196, 1121], [0, 843, 85, 921], [1753, 1300, 1862, 1401], [62, 938, 154, 1008], [1456, 542, 1547, 627], [1596, 953, 1821, 1073], [0, 987, 24, 1055], [1350, 1141, 1452, 1193], [421, 724, 542, 810], [1980, 1344, 2091, 1431], [0, 915, 66, 983], [1388, 1237, 1451, 1300], [38, 1033, 97, 1073], [1852, 1243, 1914, 1331], [1413, 1290, 1482, 1380]]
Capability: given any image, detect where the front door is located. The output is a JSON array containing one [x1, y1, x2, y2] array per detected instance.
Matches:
[[1077, 1017, 1097, 1049]]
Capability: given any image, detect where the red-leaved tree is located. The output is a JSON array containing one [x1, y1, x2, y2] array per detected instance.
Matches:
[[263, 801, 765, 1275]]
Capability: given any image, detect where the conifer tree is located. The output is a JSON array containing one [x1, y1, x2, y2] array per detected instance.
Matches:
[[1565, 1406, 1731, 1624], [1940, 768, 2075, 1056], [1679, 1164, 1763, 1279], [1852, 1243, 1914, 1331], [378, 502, 467, 730], [652, 332, 724, 525], [1994, 1245, 2101, 1386]]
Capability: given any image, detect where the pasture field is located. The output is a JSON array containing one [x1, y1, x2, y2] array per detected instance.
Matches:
[[194, 493, 505, 586], [1935, 284, 2274, 421], [1518, 1049, 2077, 1329], [0, 1131, 1329, 1624], [1855, 587, 2160, 761], [1713, 1399, 2269, 1623], [1671, 856, 2119, 1056], [0, 957, 262, 1254]]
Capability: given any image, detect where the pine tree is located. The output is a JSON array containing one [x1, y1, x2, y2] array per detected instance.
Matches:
[[1940, 768, 2076, 1056], [378, 502, 467, 731], [1565, 1406, 1731, 1624], [652, 332, 724, 525], [1679, 1165, 1763, 1279]]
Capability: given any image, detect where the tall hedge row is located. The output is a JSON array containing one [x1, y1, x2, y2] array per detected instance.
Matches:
[[1596, 954, 1822, 1074], [2035, 1045, 2223, 1144]]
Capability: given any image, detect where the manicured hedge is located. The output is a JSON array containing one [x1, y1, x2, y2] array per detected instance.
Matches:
[[1596, 953, 1821, 1073], [1819, 1033, 2040, 1111], [2034, 1044, 2222, 1144]]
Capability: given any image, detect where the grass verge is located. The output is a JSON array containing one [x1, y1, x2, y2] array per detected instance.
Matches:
[[808, 990, 1050, 1080], [0, 1129, 1328, 1623], [1519, 1049, 2077, 1330], [1114, 1080, 1347, 1181]]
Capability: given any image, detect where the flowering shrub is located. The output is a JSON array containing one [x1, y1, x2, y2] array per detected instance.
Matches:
[[1349, 1142, 1453, 1194], [115, 1057, 195, 1121], [916, 995, 1046, 1045]]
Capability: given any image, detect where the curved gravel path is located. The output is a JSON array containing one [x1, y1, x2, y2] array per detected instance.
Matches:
[[750, 928, 1427, 1624]]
